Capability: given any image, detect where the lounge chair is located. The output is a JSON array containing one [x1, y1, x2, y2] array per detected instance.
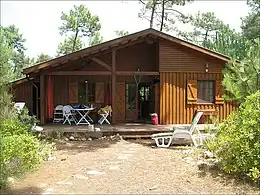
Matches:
[[151, 111, 204, 148]]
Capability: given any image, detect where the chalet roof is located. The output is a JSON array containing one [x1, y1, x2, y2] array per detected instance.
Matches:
[[23, 28, 231, 75]]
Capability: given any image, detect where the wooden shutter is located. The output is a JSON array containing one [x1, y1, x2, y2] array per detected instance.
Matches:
[[215, 80, 224, 104], [69, 81, 78, 104], [95, 82, 105, 103], [187, 80, 197, 104]]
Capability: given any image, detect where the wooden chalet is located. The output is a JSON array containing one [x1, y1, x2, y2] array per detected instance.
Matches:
[[11, 28, 237, 125]]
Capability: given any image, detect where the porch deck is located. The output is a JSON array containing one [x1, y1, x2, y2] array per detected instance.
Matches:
[[41, 123, 213, 139]]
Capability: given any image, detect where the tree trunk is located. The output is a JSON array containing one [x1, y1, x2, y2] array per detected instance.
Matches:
[[72, 30, 79, 52], [150, 0, 157, 28], [160, 0, 165, 31]]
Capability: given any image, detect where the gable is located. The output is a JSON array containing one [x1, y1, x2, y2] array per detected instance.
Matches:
[[23, 28, 231, 75]]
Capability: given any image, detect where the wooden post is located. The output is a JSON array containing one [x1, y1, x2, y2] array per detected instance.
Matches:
[[111, 49, 116, 124], [40, 75, 45, 124]]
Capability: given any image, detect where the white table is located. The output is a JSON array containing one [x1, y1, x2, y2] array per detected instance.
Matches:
[[73, 107, 95, 125]]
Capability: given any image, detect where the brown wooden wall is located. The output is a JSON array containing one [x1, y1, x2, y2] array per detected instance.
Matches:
[[159, 72, 237, 124], [12, 81, 33, 114], [53, 75, 110, 107], [116, 42, 157, 71], [159, 40, 225, 73]]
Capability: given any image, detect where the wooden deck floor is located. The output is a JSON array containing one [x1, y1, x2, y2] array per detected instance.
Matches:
[[42, 123, 213, 139], [42, 123, 172, 134]]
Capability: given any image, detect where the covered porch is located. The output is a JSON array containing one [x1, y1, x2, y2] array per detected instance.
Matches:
[[28, 37, 160, 125]]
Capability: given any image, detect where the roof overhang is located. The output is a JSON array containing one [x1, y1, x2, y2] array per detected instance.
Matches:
[[23, 28, 232, 75]]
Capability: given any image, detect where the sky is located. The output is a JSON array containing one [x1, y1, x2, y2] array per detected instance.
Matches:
[[1, 1, 250, 58]]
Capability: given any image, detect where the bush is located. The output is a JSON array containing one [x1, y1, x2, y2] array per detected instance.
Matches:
[[38, 140, 56, 161], [0, 134, 42, 189], [207, 91, 260, 182], [0, 120, 30, 137]]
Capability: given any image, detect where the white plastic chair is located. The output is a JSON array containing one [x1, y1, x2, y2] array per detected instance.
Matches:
[[53, 105, 64, 123], [63, 105, 77, 125], [151, 112, 204, 148], [98, 110, 110, 125]]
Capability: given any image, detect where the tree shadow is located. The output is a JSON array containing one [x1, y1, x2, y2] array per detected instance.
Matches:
[[197, 165, 260, 190], [55, 139, 119, 155], [1, 186, 43, 195]]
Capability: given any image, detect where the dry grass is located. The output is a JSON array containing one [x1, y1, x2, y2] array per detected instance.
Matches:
[[5, 139, 260, 194]]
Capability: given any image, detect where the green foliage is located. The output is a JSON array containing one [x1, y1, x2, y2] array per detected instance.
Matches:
[[179, 11, 252, 60], [223, 39, 260, 103], [17, 107, 38, 127], [241, 0, 260, 40], [88, 31, 104, 46], [35, 53, 52, 64], [38, 140, 56, 161], [59, 4, 101, 52], [1, 134, 42, 181], [0, 120, 30, 137], [0, 25, 31, 79], [56, 35, 85, 56], [115, 30, 129, 37], [138, 0, 193, 31], [207, 91, 260, 182]]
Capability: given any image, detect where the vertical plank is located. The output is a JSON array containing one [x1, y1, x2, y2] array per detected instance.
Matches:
[[40, 75, 45, 124], [179, 73, 184, 124], [169, 73, 173, 124], [165, 73, 169, 124], [176, 73, 180, 124], [183, 73, 187, 124], [111, 49, 116, 124], [173, 73, 177, 124]]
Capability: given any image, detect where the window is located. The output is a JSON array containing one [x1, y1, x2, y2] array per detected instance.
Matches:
[[126, 84, 136, 110], [197, 80, 215, 103], [78, 82, 95, 104]]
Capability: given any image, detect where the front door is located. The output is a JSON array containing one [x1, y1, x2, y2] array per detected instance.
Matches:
[[139, 84, 153, 121]]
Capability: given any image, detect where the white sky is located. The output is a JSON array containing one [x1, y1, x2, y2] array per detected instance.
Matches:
[[1, 1, 250, 58]]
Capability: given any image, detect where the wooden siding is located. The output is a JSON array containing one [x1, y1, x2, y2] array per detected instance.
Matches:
[[12, 81, 33, 114], [116, 42, 157, 71], [159, 40, 225, 73], [159, 72, 237, 125]]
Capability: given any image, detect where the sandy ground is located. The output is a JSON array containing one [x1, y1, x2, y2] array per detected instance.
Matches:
[[4, 139, 260, 195]]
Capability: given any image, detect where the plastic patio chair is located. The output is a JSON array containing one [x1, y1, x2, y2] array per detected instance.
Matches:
[[151, 111, 204, 148], [53, 105, 64, 123], [63, 105, 77, 125], [98, 106, 112, 125]]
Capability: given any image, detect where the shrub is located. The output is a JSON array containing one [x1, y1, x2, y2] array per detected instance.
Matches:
[[0, 120, 30, 137], [38, 140, 56, 161], [207, 91, 260, 182], [0, 134, 42, 188], [17, 107, 38, 127]]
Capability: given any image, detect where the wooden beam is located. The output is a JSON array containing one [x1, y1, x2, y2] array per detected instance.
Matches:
[[111, 49, 116, 124], [116, 71, 159, 76], [90, 57, 112, 71], [44, 71, 111, 76], [40, 75, 45, 124]]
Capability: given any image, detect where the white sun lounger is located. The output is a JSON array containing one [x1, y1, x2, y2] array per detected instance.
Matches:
[[151, 112, 204, 148]]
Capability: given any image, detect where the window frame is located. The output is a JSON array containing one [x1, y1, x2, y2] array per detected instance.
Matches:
[[197, 80, 215, 104]]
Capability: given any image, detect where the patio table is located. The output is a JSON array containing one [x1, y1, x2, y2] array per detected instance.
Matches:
[[73, 107, 95, 125]]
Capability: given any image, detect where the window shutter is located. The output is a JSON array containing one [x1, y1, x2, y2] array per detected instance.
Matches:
[[69, 81, 78, 104], [95, 82, 105, 103], [187, 80, 197, 104], [215, 80, 224, 104]]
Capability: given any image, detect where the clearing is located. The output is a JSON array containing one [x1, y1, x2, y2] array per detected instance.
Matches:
[[5, 139, 259, 194]]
